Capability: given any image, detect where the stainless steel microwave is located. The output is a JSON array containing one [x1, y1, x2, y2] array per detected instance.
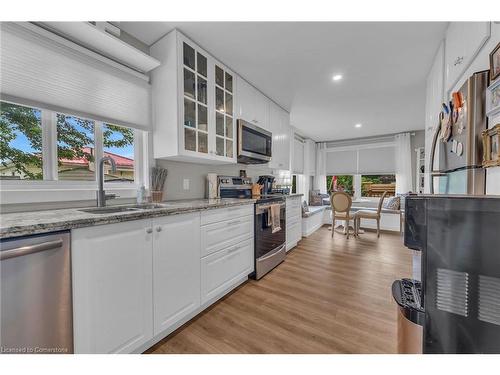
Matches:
[[237, 119, 272, 164]]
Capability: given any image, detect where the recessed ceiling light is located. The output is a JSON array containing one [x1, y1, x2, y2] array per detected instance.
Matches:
[[332, 74, 343, 81], [355, 123, 362, 128]]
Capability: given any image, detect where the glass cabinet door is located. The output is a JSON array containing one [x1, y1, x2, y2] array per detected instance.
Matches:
[[183, 42, 209, 154], [214, 64, 234, 158]]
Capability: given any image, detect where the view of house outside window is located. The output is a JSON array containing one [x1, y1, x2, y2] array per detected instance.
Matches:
[[361, 175, 396, 197], [57, 113, 96, 181], [0, 101, 43, 180], [103, 123, 134, 183]]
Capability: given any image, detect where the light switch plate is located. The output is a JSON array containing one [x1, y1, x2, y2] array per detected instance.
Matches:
[[183, 179, 190, 190]]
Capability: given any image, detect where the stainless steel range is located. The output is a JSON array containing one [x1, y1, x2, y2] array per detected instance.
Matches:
[[218, 176, 286, 279]]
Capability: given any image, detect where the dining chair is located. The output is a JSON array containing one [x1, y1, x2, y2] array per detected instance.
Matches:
[[354, 191, 388, 238], [330, 192, 355, 239]]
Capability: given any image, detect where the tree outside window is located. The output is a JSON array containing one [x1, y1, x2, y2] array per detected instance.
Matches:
[[0, 102, 43, 180], [326, 175, 354, 195]]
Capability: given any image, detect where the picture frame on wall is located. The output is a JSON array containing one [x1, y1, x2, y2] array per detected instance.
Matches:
[[482, 124, 500, 168], [490, 42, 500, 83]]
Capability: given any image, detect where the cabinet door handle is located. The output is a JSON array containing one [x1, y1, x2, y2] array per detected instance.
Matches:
[[156, 226, 162, 232], [227, 219, 241, 226], [146, 228, 153, 234], [228, 245, 242, 253]]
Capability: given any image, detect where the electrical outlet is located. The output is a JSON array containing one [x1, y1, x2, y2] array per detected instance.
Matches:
[[183, 179, 190, 190]]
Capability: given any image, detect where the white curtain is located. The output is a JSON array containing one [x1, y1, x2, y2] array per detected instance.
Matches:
[[313, 142, 327, 193], [394, 133, 414, 194]]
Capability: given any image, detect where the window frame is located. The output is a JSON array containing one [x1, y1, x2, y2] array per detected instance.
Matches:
[[0, 100, 148, 202]]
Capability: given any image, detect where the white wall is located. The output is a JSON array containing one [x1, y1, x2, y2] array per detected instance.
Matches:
[[449, 22, 500, 194], [154, 160, 287, 200]]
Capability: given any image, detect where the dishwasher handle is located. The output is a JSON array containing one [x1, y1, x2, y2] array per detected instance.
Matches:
[[0, 239, 64, 260]]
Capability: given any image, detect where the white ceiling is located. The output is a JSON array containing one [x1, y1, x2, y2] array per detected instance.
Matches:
[[120, 22, 448, 141]]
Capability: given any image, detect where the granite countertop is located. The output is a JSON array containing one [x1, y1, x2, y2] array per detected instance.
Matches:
[[0, 198, 256, 239]]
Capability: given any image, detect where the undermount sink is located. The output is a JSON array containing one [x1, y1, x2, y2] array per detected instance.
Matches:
[[79, 204, 165, 215], [79, 206, 140, 214]]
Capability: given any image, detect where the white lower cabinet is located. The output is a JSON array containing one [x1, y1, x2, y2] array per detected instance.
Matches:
[[200, 206, 254, 304], [72, 204, 255, 353], [201, 238, 253, 304], [152, 213, 200, 336], [72, 219, 154, 354], [286, 196, 302, 251]]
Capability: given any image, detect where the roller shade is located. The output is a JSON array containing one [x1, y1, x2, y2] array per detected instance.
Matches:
[[292, 138, 304, 174], [0, 23, 151, 130], [358, 146, 395, 174], [326, 145, 395, 175], [326, 150, 357, 175]]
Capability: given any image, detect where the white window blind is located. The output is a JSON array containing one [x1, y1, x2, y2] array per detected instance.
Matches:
[[326, 142, 395, 175], [0, 23, 151, 130], [292, 138, 304, 174], [326, 150, 357, 174], [358, 146, 395, 174]]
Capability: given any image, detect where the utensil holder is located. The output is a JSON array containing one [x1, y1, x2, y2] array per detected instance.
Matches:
[[151, 190, 163, 203]]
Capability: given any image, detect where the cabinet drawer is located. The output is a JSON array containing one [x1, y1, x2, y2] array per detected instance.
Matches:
[[286, 197, 301, 208], [201, 205, 253, 226], [286, 205, 302, 221], [287, 213, 301, 227], [201, 215, 254, 257], [286, 221, 302, 250], [201, 238, 253, 304]]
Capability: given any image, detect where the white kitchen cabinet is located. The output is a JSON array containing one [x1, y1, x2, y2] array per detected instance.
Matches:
[[201, 214, 254, 257], [150, 30, 236, 164], [445, 22, 490, 93], [286, 195, 302, 251], [303, 139, 316, 176], [72, 219, 154, 354], [292, 136, 305, 174], [152, 213, 201, 336], [200, 205, 254, 305], [201, 238, 254, 304], [268, 101, 291, 170], [237, 77, 269, 130]]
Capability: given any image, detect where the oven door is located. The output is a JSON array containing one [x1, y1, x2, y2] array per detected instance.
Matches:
[[237, 120, 272, 163], [254, 202, 286, 279]]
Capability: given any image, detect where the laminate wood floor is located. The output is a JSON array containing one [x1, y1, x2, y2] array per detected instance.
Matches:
[[145, 226, 413, 354]]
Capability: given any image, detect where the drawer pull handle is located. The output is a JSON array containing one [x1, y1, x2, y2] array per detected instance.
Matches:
[[146, 228, 153, 234], [228, 245, 242, 253], [227, 220, 241, 226]]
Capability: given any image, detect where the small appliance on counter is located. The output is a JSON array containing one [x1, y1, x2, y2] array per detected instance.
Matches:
[[401, 195, 500, 353], [218, 175, 286, 280], [257, 175, 275, 195]]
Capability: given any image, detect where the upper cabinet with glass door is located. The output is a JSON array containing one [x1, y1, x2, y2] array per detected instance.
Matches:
[[150, 30, 236, 164], [214, 64, 235, 159]]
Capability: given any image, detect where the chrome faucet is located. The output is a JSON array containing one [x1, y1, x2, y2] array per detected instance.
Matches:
[[97, 156, 117, 207]]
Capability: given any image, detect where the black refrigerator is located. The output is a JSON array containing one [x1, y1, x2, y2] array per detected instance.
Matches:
[[404, 195, 500, 353]]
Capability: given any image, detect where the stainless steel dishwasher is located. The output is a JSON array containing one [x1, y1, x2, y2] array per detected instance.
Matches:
[[0, 231, 73, 354]]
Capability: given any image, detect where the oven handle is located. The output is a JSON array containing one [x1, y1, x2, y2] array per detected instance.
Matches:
[[256, 203, 286, 214], [258, 244, 286, 261]]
